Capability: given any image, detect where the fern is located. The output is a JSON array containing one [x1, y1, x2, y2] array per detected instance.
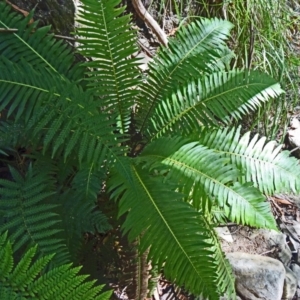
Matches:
[[76, 0, 141, 134], [1, 0, 300, 299], [194, 126, 300, 194], [0, 2, 82, 80], [0, 164, 69, 265], [0, 58, 120, 168], [139, 136, 277, 229], [59, 166, 111, 259], [108, 159, 235, 298], [137, 18, 235, 135], [0, 232, 112, 300], [147, 70, 283, 139]]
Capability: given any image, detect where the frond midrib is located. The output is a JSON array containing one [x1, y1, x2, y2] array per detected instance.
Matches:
[[144, 152, 270, 222], [0, 20, 63, 77], [0, 77, 121, 160], [98, 1, 127, 134], [132, 165, 207, 284], [150, 79, 279, 140], [139, 22, 229, 135], [211, 148, 298, 190]]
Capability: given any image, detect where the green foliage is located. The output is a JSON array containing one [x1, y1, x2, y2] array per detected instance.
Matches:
[[192, 0, 300, 140], [0, 164, 69, 265], [0, 231, 112, 299], [0, 0, 299, 299]]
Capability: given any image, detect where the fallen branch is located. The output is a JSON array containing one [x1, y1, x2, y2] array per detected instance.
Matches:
[[132, 0, 168, 47]]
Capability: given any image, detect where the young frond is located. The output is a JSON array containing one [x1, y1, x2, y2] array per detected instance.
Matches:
[[0, 232, 112, 300], [137, 18, 234, 135], [76, 0, 141, 134], [108, 160, 235, 299], [0, 164, 70, 265], [196, 126, 300, 194], [148, 70, 284, 139], [0, 2, 81, 80], [140, 137, 277, 229]]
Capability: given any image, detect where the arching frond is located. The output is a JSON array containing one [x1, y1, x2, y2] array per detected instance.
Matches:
[[108, 159, 236, 299], [0, 59, 121, 169], [0, 165, 69, 266], [195, 126, 300, 194], [136, 18, 234, 135], [0, 232, 112, 300], [140, 137, 277, 229], [0, 2, 81, 80], [148, 70, 283, 139], [76, 0, 141, 134]]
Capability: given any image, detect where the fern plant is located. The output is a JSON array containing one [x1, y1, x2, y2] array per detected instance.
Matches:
[[0, 231, 112, 299], [0, 0, 300, 299]]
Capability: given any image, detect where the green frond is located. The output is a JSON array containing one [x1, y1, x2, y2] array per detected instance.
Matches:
[[0, 1, 82, 80], [76, 0, 141, 134], [0, 287, 18, 300], [136, 18, 234, 135], [140, 137, 277, 229], [108, 160, 234, 299], [208, 220, 236, 299], [195, 126, 300, 194], [0, 164, 70, 265], [148, 70, 284, 139], [0, 59, 121, 168], [0, 120, 25, 153], [0, 232, 112, 299], [59, 167, 111, 259], [0, 232, 13, 278]]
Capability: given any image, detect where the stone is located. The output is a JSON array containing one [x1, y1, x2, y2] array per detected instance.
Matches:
[[282, 266, 297, 300], [227, 252, 285, 300], [285, 117, 300, 158], [291, 263, 300, 287], [215, 226, 234, 243], [263, 229, 292, 265], [219, 296, 242, 300]]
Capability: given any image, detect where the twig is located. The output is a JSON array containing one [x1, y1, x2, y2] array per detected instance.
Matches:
[[217, 222, 238, 227], [54, 35, 75, 41], [132, 0, 168, 47], [259, 247, 276, 256], [0, 28, 18, 32], [137, 39, 154, 58], [290, 146, 300, 154]]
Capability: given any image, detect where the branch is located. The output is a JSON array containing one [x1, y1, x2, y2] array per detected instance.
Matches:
[[132, 0, 168, 47]]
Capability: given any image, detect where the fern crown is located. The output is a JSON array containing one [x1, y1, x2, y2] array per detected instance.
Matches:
[[0, 0, 296, 299]]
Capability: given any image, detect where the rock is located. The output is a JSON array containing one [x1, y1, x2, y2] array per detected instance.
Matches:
[[291, 263, 300, 287], [219, 296, 242, 300], [215, 226, 234, 243], [134, 52, 153, 71], [282, 266, 297, 300], [285, 117, 300, 158], [263, 229, 292, 265], [227, 252, 285, 300]]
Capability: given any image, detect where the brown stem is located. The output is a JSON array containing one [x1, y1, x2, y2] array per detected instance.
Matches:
[[132, 0, 168, 47]]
